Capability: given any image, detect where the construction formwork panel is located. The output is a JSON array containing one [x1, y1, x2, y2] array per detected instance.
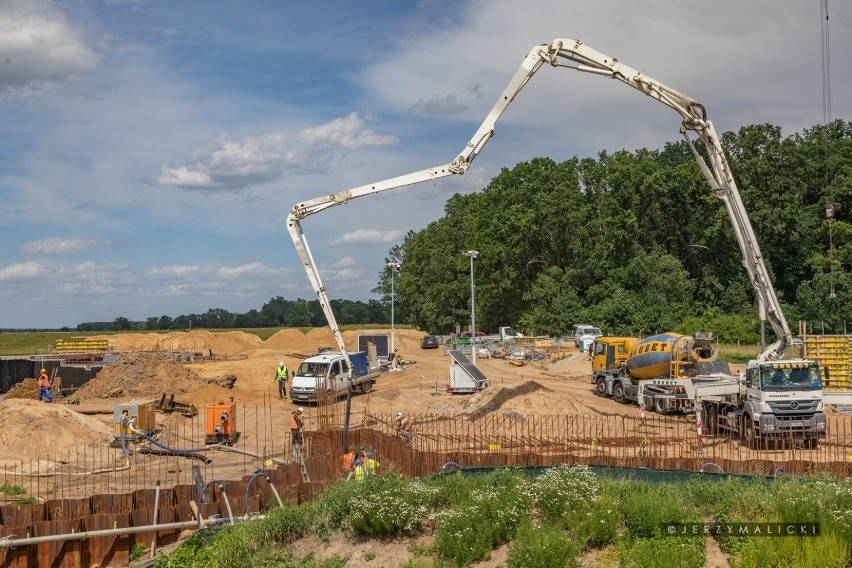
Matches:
[[802, 335, 851, 388]]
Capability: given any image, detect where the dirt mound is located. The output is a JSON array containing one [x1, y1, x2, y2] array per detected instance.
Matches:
[[263, 329, 312, 353], [3, 378, 39, 400], [0, 399, 114, 460], [461, 380, 555, 419], [74, 352, 209, 400], [549, 352, 592, 377], [91, 330, 262, 356]]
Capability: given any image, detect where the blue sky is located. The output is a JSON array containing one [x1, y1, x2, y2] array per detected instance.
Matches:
[[1, 0, 851, 329]]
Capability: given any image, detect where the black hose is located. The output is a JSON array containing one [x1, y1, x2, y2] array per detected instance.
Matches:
[[134, 428, 214, 453], [137, 447, 212, 464]]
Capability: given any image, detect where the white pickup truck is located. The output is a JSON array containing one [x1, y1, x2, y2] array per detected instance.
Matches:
[[289, 350, 381, 403]]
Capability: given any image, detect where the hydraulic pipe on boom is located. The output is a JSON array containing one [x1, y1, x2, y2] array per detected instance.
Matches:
[[287, 37, 792, 365]]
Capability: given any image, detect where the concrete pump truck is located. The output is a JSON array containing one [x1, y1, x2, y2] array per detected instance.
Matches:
[[286, 38, 852, 448]]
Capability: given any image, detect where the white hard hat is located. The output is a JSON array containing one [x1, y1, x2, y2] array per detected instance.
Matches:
[[396, 412, 403, 418], [279, 361, 284, 366], [297, 407, 304, 413]]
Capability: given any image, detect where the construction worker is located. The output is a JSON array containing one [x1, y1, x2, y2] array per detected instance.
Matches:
[[364, 451, 380, 477], [396, 412, 413, 444], [37, 368, 53, 402], [275, 361, 289, 400], [290, 407, 304, 460]]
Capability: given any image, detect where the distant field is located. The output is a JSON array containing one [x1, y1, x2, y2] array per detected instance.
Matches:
[[0, 325, 412, 356]]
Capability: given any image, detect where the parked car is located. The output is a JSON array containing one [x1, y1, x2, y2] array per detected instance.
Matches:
[[420, 335, 440, 349], [460, 330, 487, 337]]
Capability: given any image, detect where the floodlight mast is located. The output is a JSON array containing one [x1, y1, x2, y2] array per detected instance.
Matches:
[[287, 38, 791, 364]]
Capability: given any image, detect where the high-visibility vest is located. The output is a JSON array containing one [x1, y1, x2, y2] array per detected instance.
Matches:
[[354, 464, 366, 481], [38, 373, 50, 388], [399, 418, 413, 432], [277, 366, 288, 380], [365, 458, 380, 476], [341, 452, 356, 472], [290, 412, 303, 430]]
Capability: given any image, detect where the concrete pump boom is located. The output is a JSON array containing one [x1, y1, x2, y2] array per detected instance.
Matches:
[[287, 37, 792, 364]]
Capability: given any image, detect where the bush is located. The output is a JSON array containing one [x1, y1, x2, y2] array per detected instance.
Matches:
[[619, 535, 706, 568], [619, 483, 700, 538], [507, 522, 580, 568], [732, 532, 849, 568], [434, 474, 530, 565], [566, 493, 620, 548], [347, 476, 437, 536]]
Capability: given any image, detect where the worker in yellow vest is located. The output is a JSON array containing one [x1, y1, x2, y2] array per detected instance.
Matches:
[[275, 361, 289, 400]]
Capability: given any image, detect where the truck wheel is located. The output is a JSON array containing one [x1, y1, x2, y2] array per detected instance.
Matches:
[[360, 381, 372, 394], [595, 377, 607, 396], [653, 397, 668, 415], [742, 416, 756, 449], [612, 383, 626, 404], [703, 403, 718, 435]]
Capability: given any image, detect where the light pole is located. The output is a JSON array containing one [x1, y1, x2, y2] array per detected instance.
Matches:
[[386, 261, 400, 354], [826, 203, 836, 298], [463, 250, 479, 367]]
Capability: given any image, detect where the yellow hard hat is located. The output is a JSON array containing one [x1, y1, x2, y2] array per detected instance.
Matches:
[[40, 368, 46, 373]]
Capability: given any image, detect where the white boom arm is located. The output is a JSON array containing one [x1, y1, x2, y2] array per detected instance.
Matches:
[[287, 37, 792, 363]]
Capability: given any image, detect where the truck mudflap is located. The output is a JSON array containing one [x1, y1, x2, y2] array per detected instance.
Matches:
[[756, 412, 827, 439]]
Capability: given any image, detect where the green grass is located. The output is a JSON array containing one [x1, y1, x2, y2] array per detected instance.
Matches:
[[152, 469, 852, 568]]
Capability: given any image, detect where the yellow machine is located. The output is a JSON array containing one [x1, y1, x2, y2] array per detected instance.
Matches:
[[113, 400, 155, 441], [205, 401, 239, 445], [591, 337, 639, 376], [801, 335, 851, 389]]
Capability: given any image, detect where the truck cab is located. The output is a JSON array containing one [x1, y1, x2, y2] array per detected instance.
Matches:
[[573, 325, 602, 352], [591, 337, 639, 377], [290, 351, 379, 403], [737, 360, 826, 445]]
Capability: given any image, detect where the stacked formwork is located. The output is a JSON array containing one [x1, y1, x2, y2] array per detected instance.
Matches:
[[802, 334, 852, 389]]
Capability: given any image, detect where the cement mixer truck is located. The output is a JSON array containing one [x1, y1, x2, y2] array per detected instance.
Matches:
[[592, 332, 731, 413]]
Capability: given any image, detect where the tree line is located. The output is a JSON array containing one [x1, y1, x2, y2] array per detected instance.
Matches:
[[374, 121, 851, 343], [75, 121, 850, 343], [74, 298, 388, 332]]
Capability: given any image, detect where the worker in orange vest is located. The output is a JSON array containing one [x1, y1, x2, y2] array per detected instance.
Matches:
[[37, 368, 53, 402]]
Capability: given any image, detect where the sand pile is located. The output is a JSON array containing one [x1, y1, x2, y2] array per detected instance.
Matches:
[[0, 399, 114, 460], [91, 330, 262, 356], [74, 352, 209, 400], [549, 352, 592, 377], [3, 378, 39, 400], [461, 380, 556, 419], [264, 329, 317, 355]]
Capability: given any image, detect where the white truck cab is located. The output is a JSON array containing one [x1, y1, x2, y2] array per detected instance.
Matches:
[[573, 325, 602, 351], [290, 350, 379, 403]]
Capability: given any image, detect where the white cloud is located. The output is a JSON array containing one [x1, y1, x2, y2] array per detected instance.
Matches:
[[330, 229, 404, 246], [217, 262, 283, 279], [22, 237, 109, 254], [411, 94, 469, 116], [152, 113, 398, 190], [0, 0, 100, 93], [163, 284, 191, 296], [0, 261, 45, 281], [331, 257, 358, 268], [299, 112, 398, 151], [148, 265, 202, 279]]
